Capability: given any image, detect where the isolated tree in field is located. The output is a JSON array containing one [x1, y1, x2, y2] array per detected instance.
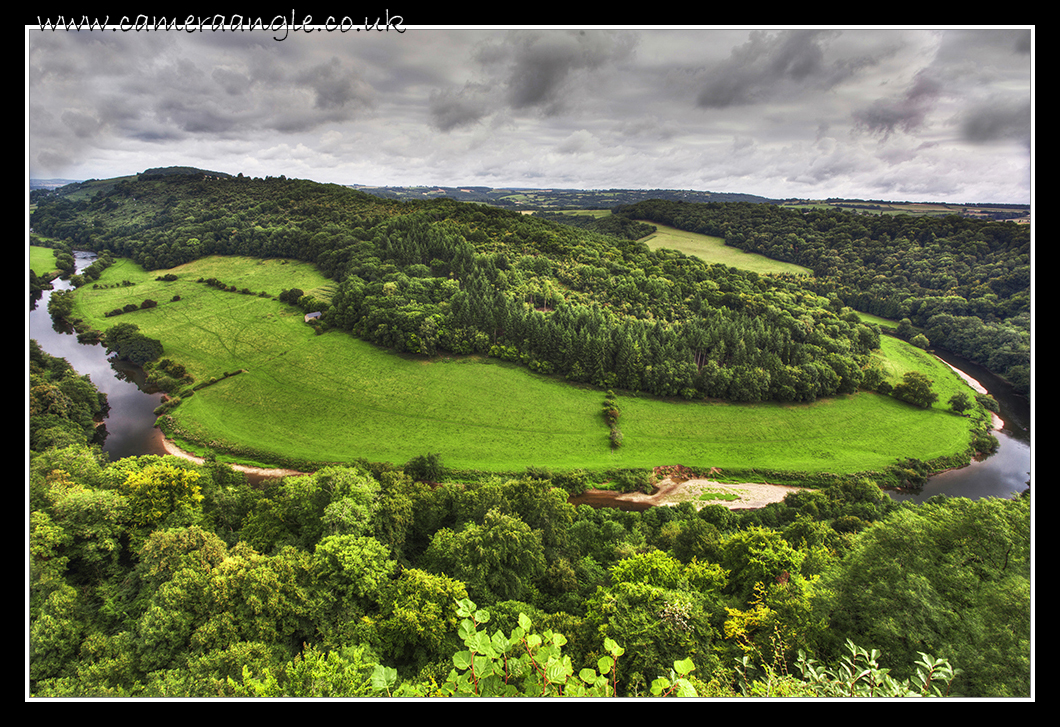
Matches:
[[891, 371, 938, 409], [948, 392, 972, 415]]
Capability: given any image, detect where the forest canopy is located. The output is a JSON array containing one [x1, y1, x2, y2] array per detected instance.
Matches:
[[612, 200, 1031, 394]]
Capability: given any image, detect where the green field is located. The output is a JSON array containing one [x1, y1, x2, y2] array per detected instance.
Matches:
[[634, 221, 812, 276], [71, 255, 979, 474], [30, 245, 59, 277]]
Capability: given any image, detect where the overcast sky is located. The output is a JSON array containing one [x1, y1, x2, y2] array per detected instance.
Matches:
[[27, 25, 1033, 203]]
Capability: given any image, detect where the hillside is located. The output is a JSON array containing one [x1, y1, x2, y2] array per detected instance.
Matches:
[[31, 170, 884, 406], [352, 185, 777, 209]]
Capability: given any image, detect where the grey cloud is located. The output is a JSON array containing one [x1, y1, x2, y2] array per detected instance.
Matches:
[[212, 67, 252, 96], [960, 99, 1031, 145], [295, 57, 373, 112], [429, 83, 494, 131], [435, 29, 637, 126], [696, 29, 847, 109], [852, 71, 943, 138], [60, 109, 103, 139]]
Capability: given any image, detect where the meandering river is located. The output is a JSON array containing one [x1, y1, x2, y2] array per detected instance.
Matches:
[[29, 251, 1031, 503]]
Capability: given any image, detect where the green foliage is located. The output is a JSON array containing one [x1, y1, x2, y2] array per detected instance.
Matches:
[[29, 340, 110, 451], [794, 640, 959, 697], [424, 509, 546, 603], [238, 643, 377, 698], [948, 391, 972, 414], [118, 462, 204, 536], [405, 452, 445, 482], [818, 496, 1031, 697], [100, 321, 165, 365], [410, 598, 691, 698], [613, 199, 1029, 394], [891, 370, 939, 409]]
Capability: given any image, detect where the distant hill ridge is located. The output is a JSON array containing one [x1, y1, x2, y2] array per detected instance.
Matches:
[[353, 184, 778, 208]]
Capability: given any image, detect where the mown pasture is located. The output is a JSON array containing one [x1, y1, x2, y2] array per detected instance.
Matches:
[[635, 221, 812, 276], [70, 255, 978, 473], [30, 245, 61, 277]]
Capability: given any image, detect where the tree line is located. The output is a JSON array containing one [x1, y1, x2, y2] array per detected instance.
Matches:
[[32, 174, 886, 404], [612, 200, 1030, 394]]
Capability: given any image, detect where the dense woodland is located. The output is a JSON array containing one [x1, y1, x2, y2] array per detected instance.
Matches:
[[29, 172, 1032, 698], [612, 200, 1031, 395]]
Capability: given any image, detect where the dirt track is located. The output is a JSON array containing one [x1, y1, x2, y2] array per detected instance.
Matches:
[[160, 437, 304, 478]]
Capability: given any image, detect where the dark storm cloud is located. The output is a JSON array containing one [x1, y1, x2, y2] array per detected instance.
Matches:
[[428, 83, 493, 132], [852, 71, 943, 138], [428, 29, 637, 130], [295, 57, 374, 112], [695, 29, 857, 109], [960, 99, 1031, 146], [853, 29, 1031, 144]]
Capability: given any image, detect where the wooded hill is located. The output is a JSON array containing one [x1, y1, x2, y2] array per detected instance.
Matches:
[[613, 199, 1031, 395], [350, 185, 776, 209], [32, 172, 884, 405]]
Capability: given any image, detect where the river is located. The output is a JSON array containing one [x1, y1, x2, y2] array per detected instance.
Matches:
[[29, 251, 170, 461], [29, 251, 1032, 502]]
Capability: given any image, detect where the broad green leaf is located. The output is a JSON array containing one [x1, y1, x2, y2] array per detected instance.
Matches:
[[452, 650, 474, 670], [370, 665, 398, 691], [458, 619, 477, 642], [545, 658, 573, 684], [674, 679, 698, 698], [673, 657, 695, 676], [491, 630, 511, 653], [650, 677, 671, 696]]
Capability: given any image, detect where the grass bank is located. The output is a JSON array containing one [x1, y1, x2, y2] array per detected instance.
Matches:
[[634, 221, 812, 276], [71, 255, 980, 475]]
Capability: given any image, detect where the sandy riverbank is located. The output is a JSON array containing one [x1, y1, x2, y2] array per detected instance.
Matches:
[[595, 476, 804, 510]]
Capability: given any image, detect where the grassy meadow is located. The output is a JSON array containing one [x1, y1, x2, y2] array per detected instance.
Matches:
[[70, 255, 979, 474], [634, 221, 812, 276], [30, 245, 60, 277]]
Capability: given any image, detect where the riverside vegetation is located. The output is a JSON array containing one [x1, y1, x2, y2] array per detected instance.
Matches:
[[28, 169, 1030, 697]]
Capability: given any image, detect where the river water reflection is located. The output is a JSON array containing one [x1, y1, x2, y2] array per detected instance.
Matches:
[[29, 251, 168, 461], [29, 251, 1031, 502]]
